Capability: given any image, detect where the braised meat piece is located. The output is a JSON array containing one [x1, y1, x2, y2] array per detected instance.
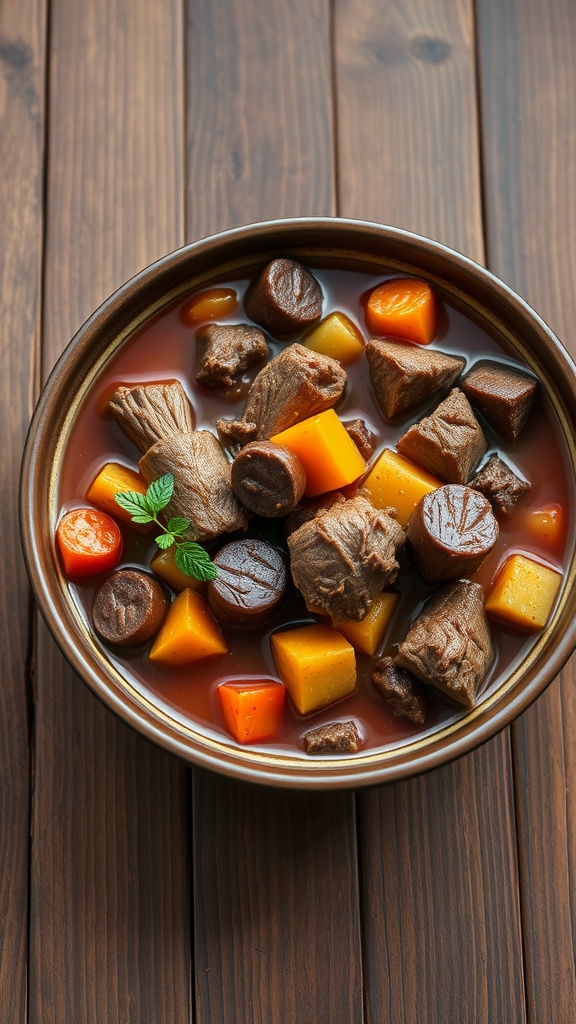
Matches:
[[231, 440, 306, 518], [284, 491, 346, 537], [288, 495, 404, 623], [217, 343, 346, 452], [207, 539, 287, 626], [406, 484, 499, 584], [343, 418, 377, 458], [109, 381, 194, 453], [139, 430, 248, 542], [366, 339, 464, 419], [395, 580, 493, 707], [195, 323, 268, 389], [396, 388, 486, 483], [371, 656, 427, 725], [303, 720, 362, 754], [244, 258, 323, 337], [92, 569, 168, 647], [461, 361, 537, 441], [469, 453, 530, 518]]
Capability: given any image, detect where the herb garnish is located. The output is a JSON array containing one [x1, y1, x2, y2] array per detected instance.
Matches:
[[115, 472, 218, 582]]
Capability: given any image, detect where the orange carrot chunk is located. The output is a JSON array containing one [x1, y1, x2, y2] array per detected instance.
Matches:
[[181, 287, 238, 325], [56, 508, 122, 578], [218, 680, 286, 743], [522, 504, 565, 549], [365, 278, 437, 345], [86, 462, 148, 526]]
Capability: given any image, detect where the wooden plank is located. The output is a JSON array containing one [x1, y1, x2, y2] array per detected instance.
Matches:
[[334, 1, 527, 1020], [30, 1, 192, 1020], [476, 0, 576, 1018], [0, 1, 46, 1018], [186, 3, 363, 1021]]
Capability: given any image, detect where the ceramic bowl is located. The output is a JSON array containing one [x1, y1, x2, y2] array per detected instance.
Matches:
[[20, 218, 576, 788]]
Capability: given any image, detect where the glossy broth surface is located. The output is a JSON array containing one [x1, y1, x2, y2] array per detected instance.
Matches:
[[58, 265, 575, 756]]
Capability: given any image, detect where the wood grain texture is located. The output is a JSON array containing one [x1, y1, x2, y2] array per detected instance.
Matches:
[[31, 1, 191, 1020], [186, 3, 363, 1022], [477, 0, 576, 1018], [0, 1, 46, 1018], [334, 1, 526, 1020]]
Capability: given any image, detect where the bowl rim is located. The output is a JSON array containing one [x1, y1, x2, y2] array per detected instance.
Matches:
[[20, 215, 576, 789]]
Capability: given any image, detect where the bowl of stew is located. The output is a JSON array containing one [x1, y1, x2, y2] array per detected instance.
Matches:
[[20, 218, 576, 788]]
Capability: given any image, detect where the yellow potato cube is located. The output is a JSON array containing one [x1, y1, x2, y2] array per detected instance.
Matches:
[[271, 624, 356, 715], [362, 448, 441, 527], [485, 554, 562, 631], [149, 589, 228, 665], [271, 409, 366, 497], [303, 311, 365, 364], [151, 548, 207, 594], [337, 591, 399, 655]]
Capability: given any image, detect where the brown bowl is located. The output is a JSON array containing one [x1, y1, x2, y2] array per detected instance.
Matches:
[[20, 218, 576, 788]]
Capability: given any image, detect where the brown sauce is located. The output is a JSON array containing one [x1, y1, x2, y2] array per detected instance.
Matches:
[[58, 265, 575, 757]]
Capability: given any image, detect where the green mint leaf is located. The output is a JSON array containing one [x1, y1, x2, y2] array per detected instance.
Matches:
[[115, 490, 153, 521], [175, 542, 218, 582], [155, 533, 174, 550], [146, 473, 174, 514], [166, 516, 190, 536]]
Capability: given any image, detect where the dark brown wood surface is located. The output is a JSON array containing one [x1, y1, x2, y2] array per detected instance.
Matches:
[[3, 0, 576, 1019]]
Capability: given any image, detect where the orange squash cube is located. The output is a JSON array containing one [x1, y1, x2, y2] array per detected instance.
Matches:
[[182, 287, 238, 324], [150, 548, 207, 595], [303, 311, 365, 364], [485, 554, 562, 631], [149, 588, 228, 665], [362, 449, 441, 527], [365, 278, 437, 345], [337, 591, 399, 655], [271, 624, 356, 715], [86, 462, 148, 526], [270, 409, 366, 497], [218, 679, 286, 744]]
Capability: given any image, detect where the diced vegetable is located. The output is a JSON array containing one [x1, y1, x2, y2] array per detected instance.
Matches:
[[271, 624, 356, 715], [150, 548, 207, 594], [337, 591, 399, 655], [56, 508, 122, 578], [270, 409, 366, 497], [182, 287, 238, 324], [365, 278, 437, 344], [485, 554, 562, 630], [86, 462, 148, 526], [522, 504, 565, 547], [218, 679, 286, 743], [149, 588, 228, 665], [362, 448, 441, 527], [303, 311, 365, 364]]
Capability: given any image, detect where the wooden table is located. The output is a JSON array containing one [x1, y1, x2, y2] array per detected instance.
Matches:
[[4, 1, 576, 1020]]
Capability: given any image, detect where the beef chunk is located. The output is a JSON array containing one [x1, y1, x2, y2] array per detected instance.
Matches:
[[395, 580, 493, 707], [284, 491, 346, 537], [343, 418, 377, 458], [217, 343, 346, 452], [461, 361, 537, 440], [288, 495, 404, 623], [469, 453, 530, 518], [244, 258, 323, 337], [396, 388, 486, 483], [371, 656, 427, 724], [303, 720, 362, 754], [231, 440, 306, 518], [109, 381, 194, 453], [366, 339, 465, 419], [406, 484, 499, 584], [139, 430, 248, 542], [195, 323, 268, 388]]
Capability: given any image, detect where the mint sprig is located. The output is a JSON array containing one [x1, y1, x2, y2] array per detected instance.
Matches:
[[115, 472, 218, 582]]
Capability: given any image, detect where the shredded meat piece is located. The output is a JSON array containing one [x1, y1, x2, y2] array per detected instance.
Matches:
[[303, 720, 362, 754], [366, 340, 464, 419], [371, 656, 427, 724], [109, 381, 194, 453], [139, 430, 248, 542], [195, 323, 268, 388], [288, 495, 404, 623], [469, 453, 530, 518], [396, 387, 486, 483], [217, 343, 346, 452]]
